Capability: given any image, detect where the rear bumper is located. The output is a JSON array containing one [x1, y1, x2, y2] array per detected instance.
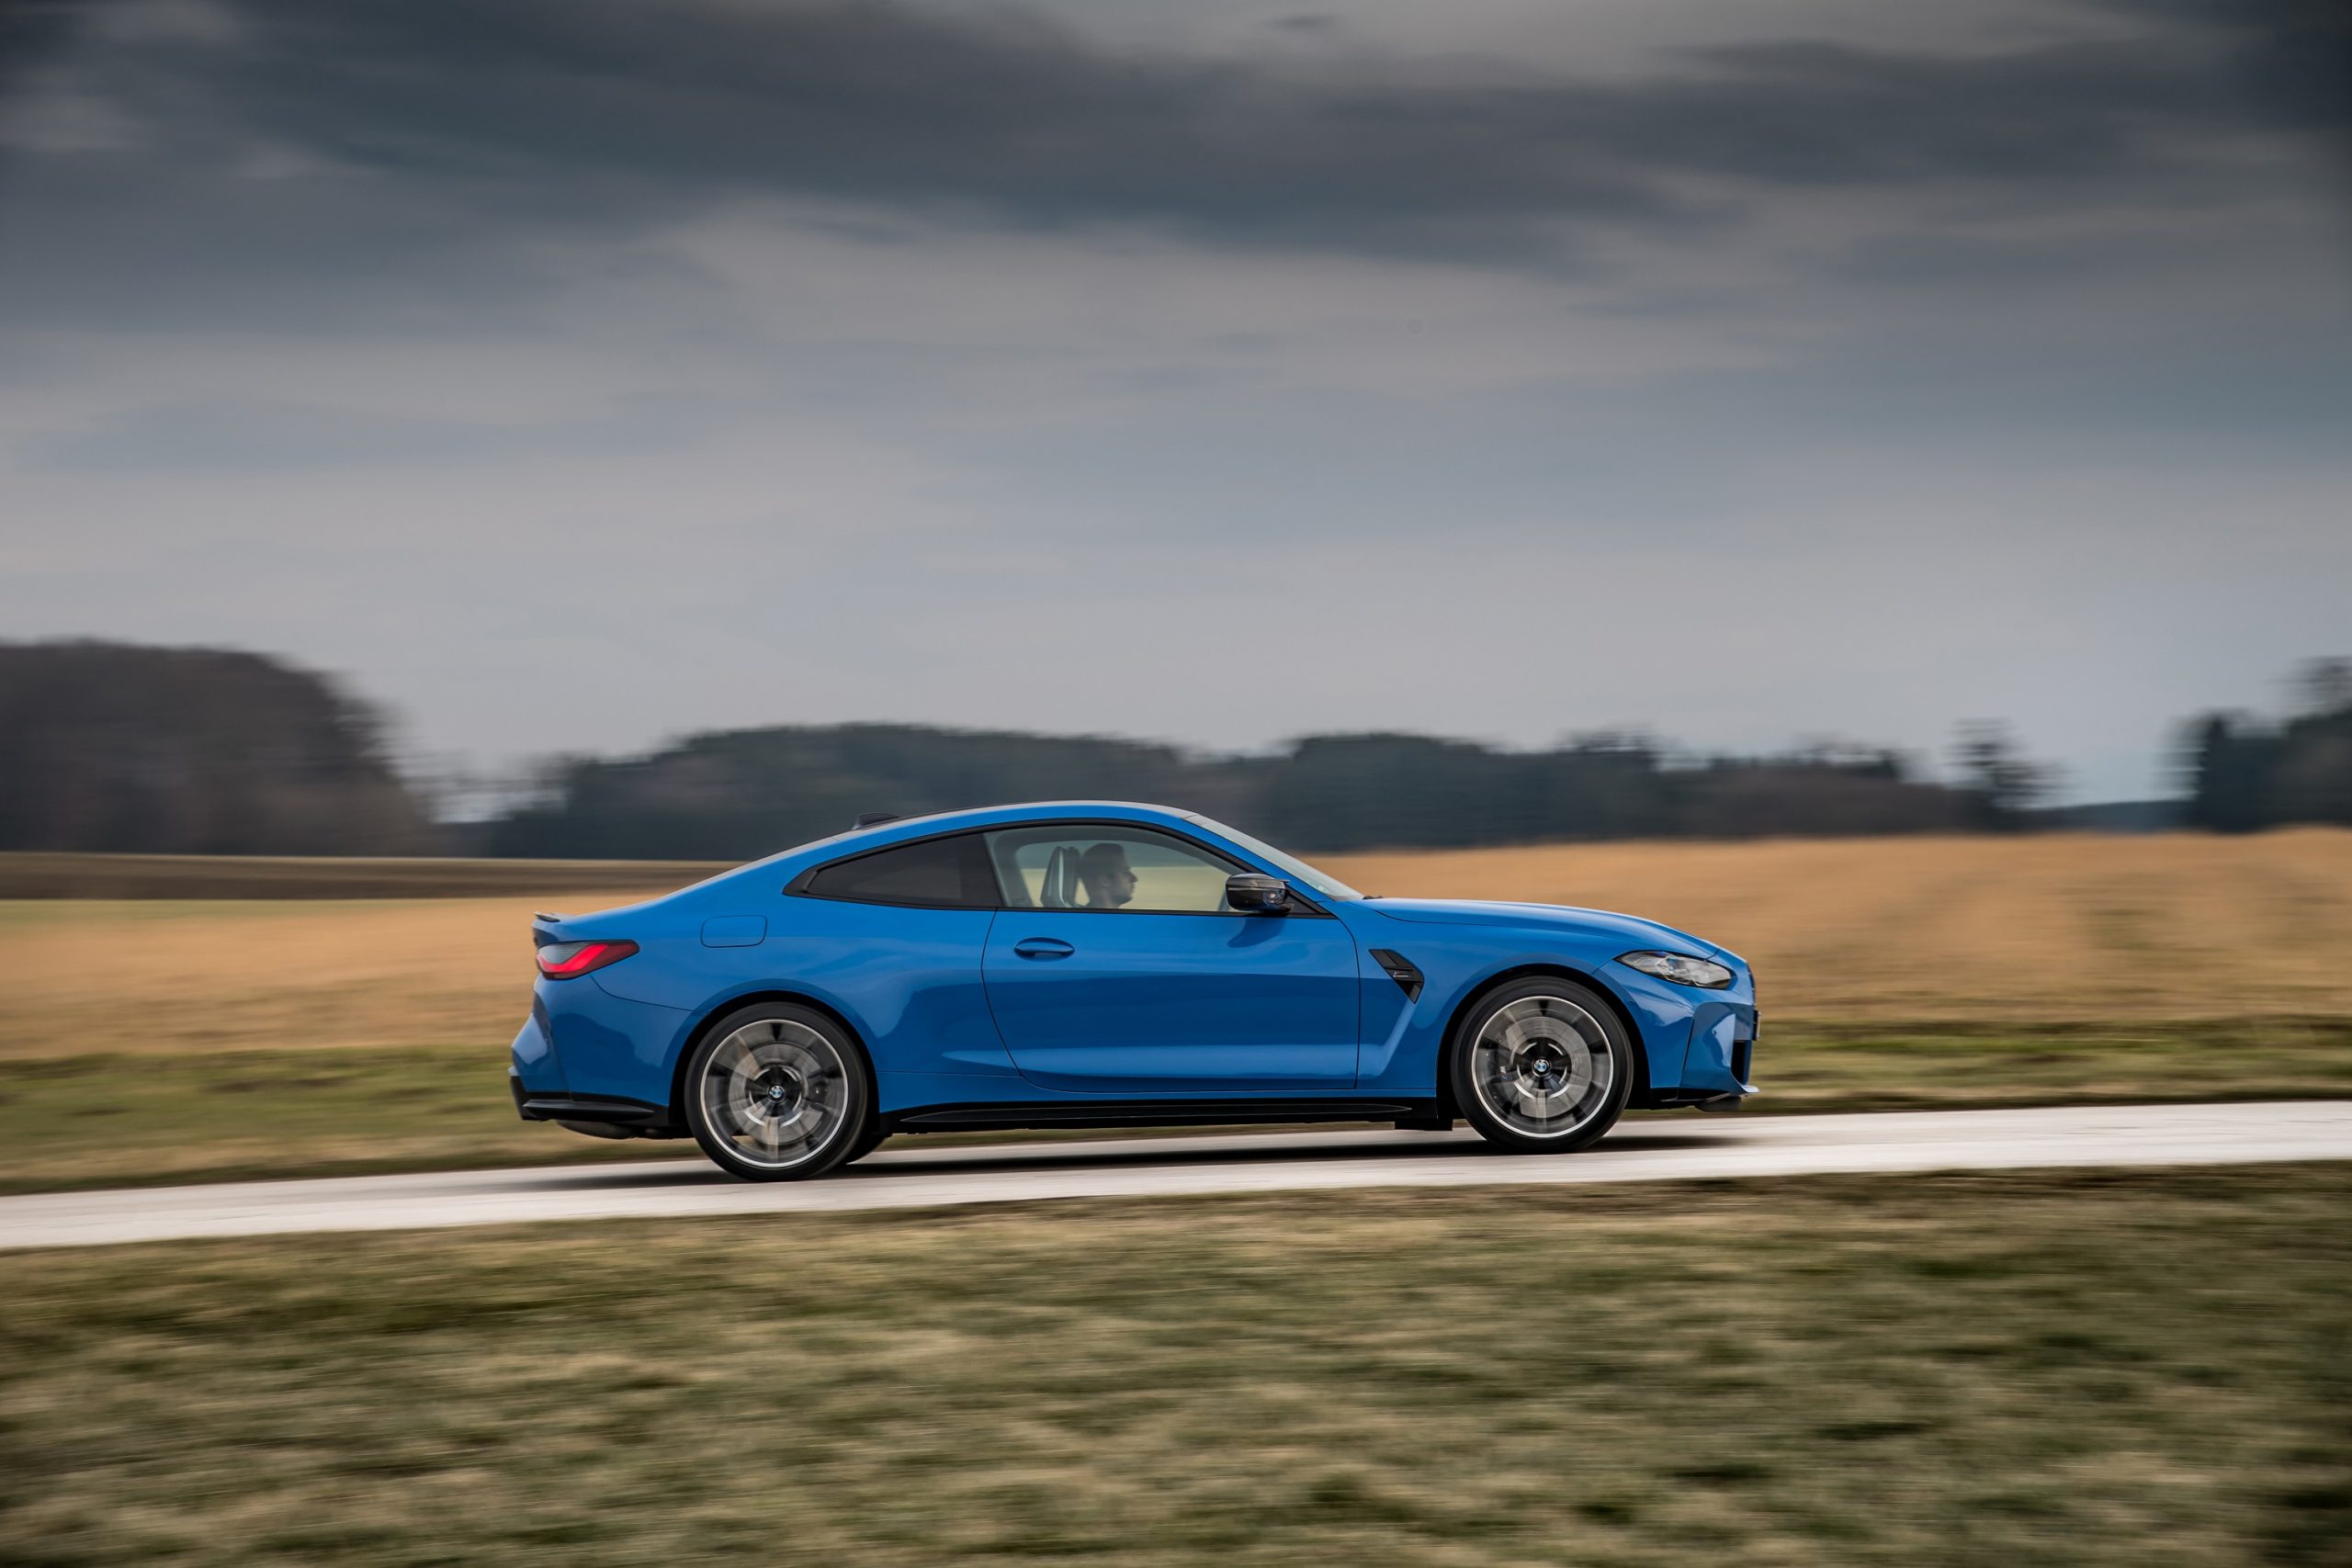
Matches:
[[513, 998, 682, 1138], [510, 1075, 679, 1137], [509, 976, 696, 1110], [510, 1003, 567, 1094]]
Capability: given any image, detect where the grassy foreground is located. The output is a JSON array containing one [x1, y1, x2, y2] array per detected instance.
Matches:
[[3, 1168, 2347, 1566], [3, 1019, 2347, 1194]]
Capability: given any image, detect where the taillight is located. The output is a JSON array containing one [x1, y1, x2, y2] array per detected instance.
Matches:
[[536, 939, 639, 979]]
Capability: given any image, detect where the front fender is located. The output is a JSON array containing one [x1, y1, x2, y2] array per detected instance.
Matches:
[[1341, 909, 1744, 1101]]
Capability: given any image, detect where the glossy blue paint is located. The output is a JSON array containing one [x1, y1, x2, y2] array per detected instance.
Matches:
[[699, 914, 766, 947], [1683, 1006, 1759, 1095], [512, 801, 1758, 1122], [508, 1006, 564, 1093], [544, 974, 691, 1103], [984, 908, 1359, 1090]]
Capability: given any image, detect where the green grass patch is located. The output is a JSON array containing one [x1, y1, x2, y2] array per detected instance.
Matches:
[[0, 1044, 662, 1193], [3, 1167, 2347, 1565], [2, 1020, 2347, 1194], [1751, 1015, 2352, 1111]]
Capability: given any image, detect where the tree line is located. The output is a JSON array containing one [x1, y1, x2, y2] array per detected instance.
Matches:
[[480, 727, 2022, 860], [3, 640, 2344, 857], [0, 641, 434, 855], [2184, 660, 2352, 832]]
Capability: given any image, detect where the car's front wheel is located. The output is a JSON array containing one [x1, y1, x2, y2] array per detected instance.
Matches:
[[1449, 976, 1632, 1155], [684, 1003, 871, 1181]]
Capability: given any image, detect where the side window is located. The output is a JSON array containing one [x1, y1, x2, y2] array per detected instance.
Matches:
[[801, 833, 1000, 908], [985, 826, 1238, 913]]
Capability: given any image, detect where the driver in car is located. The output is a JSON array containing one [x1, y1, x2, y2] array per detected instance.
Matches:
[[1077, 842, 1137, 910]]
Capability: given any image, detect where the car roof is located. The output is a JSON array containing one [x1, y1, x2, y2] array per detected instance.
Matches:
[[858, 800, 1193, 838]]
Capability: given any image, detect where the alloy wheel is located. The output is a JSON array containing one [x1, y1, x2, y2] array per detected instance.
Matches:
[[1466, 994, 1616, 1140], [696, 1017, 852, 1171]]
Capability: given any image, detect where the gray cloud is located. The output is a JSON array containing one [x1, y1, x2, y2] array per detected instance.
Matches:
[[27, 391, 735, 473], [6, 0, 2340, 286], [2, 0, 2346, 803]]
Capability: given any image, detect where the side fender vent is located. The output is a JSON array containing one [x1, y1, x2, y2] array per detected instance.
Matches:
[[1368, 948, 1424, 1002]]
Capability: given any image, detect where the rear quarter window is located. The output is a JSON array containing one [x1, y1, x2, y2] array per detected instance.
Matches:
[[799, 833, 1001, 908]]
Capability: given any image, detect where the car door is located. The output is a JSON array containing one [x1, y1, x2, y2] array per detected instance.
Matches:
[[978, 822, 1361, 1092]]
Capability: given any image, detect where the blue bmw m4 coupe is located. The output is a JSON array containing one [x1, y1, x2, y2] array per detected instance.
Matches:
[[512, 802, 1758, 1179]]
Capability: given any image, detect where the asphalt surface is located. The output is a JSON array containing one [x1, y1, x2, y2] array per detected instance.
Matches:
[[6, 1100, 2349, 1250]]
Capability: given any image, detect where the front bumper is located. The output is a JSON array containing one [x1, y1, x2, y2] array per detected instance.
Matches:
[[1610, 959, 1758, 1106], [1679, 1002, 1758, 1098]]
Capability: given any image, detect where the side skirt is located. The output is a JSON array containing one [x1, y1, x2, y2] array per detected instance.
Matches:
[[886, 1097, 1440, 1135]]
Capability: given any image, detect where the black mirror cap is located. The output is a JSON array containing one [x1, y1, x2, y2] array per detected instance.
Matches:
[[1226, 873, 1291, 913]]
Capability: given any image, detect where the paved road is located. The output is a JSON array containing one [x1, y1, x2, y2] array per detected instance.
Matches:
[[6, 1100, 2349, 1250]]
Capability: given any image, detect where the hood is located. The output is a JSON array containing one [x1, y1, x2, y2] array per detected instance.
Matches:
[[1363, 897, 1722, 957]]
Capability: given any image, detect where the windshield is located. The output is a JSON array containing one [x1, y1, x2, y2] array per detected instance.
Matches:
[[1188, 816, 1362, 901]]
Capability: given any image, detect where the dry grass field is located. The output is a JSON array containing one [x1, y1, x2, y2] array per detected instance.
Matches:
[[1339, 829, 2352, 1022], [3, 830, 2347, 1060], [0, 831, 2346, 1191], [7, 1168, 2348, 1565], [0, 851, 726, 900], [0, 895, 674, 1059]]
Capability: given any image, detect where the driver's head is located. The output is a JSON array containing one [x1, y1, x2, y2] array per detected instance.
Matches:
[[1078, 842, 1136, 909]]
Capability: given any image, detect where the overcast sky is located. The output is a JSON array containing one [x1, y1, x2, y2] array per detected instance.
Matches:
[[3, 0, 2346, 798]]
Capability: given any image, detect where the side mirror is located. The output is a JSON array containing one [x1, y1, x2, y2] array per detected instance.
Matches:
[[1226, 873, 1291, 914]]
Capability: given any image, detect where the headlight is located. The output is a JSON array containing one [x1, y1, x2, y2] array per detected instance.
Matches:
[[1618, 951, 1734, 989]]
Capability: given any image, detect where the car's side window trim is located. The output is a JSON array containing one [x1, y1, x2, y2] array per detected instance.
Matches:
[[786, 818, 1331, 917], [984, 819, 1333, 919], [785, 829, 1003, 910]]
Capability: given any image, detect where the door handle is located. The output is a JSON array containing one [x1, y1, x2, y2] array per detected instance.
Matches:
[[1012, 937, 1075, 960]]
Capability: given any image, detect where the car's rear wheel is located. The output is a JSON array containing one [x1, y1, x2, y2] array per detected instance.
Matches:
[[1449, 976, 1632, 1155], [684, 1003, 870, 1181]]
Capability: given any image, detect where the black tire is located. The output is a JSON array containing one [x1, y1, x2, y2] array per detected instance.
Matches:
[[683, 1002, 872, 1181], [1448, 976, 1633, 1155], [842, 1117, 888, 1166]]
